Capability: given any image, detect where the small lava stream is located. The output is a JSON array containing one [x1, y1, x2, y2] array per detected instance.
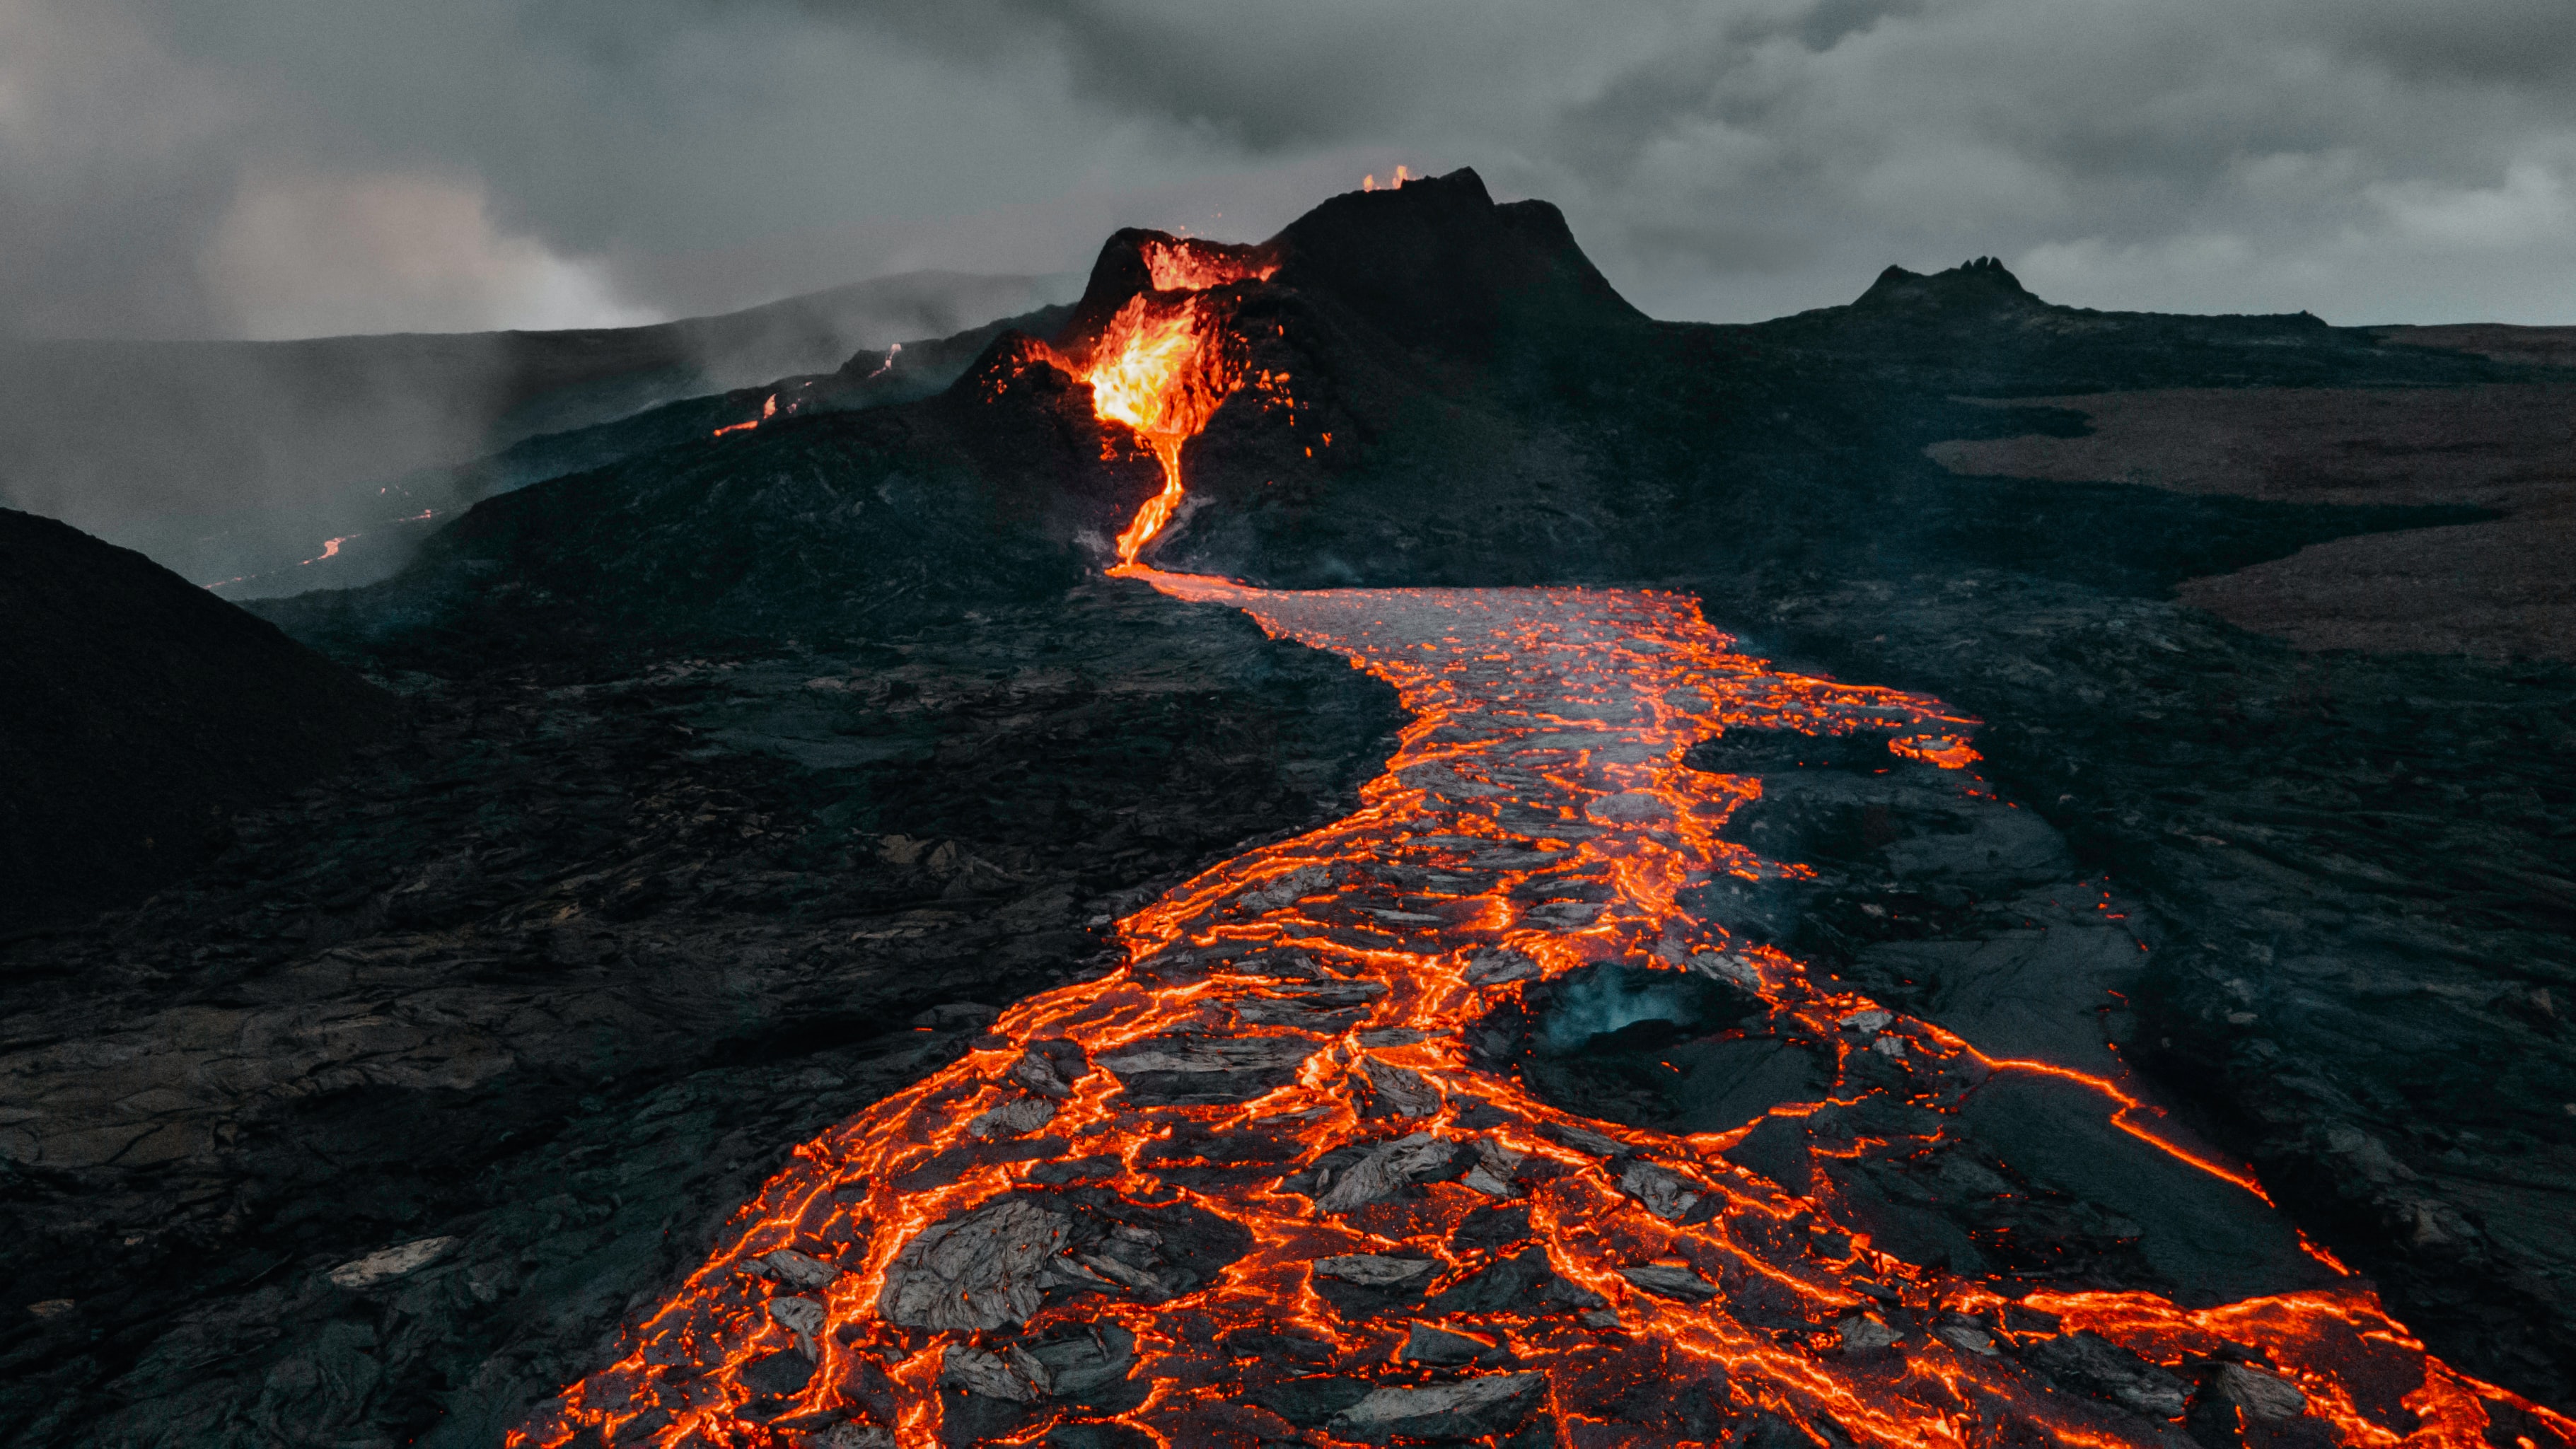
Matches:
[[1085, 239, 1274, 565], [511, 569, 2570, 1448]]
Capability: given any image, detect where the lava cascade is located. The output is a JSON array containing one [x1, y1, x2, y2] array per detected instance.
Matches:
[[509, 566, 2570, 1449], [1084, 240, 1275, 564]]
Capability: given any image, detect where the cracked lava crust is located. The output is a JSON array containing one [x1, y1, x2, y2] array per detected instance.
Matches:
[[507, 573, 2570, 1449], [503, 231, 2570, 1449]]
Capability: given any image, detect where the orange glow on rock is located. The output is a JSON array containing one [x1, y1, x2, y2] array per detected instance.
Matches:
[[1888, 731, 1979, 769], [1086, 294, 1233, 564], [1081, 244, 1272, 564], [714, 392, 780, 438], [509, 570, 2566, 1449], [1140, 237, 1276, 293]]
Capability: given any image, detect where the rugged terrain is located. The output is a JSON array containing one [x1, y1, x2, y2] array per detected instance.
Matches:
[[1691, 569, 2576, 1405], [0, 582, 1401, 1445], [3, 170, 2571, 1443], [1932, 383, 2576, 657]]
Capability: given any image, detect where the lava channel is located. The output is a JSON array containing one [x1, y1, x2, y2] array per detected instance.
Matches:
[[1079, 238, 1273, 566], [510, 569, 2571, 1449]]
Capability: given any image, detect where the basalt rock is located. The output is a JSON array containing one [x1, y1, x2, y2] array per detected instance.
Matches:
[[1326, 1372, 1548, 1443], [13, 164, 2576, 1441], [0, 581, 1401, 1447], [2024, 1330, 2192, 1418], [1700, 565, 2576, 1402], [1096, 1032, 1321, 1105], [880, 1198, 1069, 1331]]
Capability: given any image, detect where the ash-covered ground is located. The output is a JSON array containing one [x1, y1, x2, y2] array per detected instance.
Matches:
[[4, 171, 2570, 1445]]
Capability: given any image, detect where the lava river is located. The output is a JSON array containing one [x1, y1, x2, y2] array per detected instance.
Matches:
[[511, 571, 2570, 1449]]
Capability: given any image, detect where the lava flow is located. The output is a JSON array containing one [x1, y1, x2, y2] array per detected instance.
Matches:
[[716, 394, 780, 438], [509, 564, 2570, 1448], [1082, 239, 1273, 564], [511, 272, 2569, 1448]]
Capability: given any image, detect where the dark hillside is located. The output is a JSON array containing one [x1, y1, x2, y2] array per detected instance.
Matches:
[[0, 584, 1402, 1445], [256, 337, 1162, 672], [1137, 174, 2505, 593], [0, 509, 390, 935], [0, 270, 1067, 545]]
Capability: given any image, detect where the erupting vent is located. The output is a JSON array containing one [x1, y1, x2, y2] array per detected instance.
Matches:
[[511, 569, 2568, 1449], [1082, 239, 1276, 566], [1142, 238, 1277, 293]]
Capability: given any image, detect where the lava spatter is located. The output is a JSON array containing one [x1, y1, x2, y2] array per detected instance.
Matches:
[[509, 569, 2570, 1449], [1079, 240, 1272, 564], [1140, 237, 1277, 293]]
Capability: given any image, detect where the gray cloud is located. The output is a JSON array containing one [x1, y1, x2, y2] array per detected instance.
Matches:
[[4, 0, 2572, 340]]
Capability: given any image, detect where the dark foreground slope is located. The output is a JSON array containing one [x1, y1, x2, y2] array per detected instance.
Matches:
[[0, 583, 1402, 1447], [0, 283, 1403, 1448], [0, 509, 390, 935]]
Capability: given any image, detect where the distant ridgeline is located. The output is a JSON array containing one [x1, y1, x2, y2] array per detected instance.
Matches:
[[0, 272, 1074, 599], [248, 168, 2529, 671]]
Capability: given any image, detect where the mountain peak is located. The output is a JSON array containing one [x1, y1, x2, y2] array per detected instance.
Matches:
[[1852, 255, 2042, 314], [1055, 167, 1644, 365]]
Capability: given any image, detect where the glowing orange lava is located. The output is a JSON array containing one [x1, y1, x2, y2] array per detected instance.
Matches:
[[716, 393, 780, 438], [1081, 244, 1273, 564], [1141, 237, 1277, 293], [511, 562, 2569, 1449]]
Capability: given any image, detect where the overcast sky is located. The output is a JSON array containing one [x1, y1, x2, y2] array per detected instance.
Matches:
[[6, 0, 2572, 339]]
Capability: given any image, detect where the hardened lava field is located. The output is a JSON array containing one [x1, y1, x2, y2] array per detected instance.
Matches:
[[511, 573, 2570, 1449]]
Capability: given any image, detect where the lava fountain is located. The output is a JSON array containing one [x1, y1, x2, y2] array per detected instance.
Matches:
[[1080, 239, 1274, 565], [509, 270, 2572, 1449]]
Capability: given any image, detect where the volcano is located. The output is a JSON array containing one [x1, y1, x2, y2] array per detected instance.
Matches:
[[6, 171, 2572, 1448]]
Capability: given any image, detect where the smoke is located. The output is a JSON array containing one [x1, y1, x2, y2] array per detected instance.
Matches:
[[7, 0, 2574, 345], [0, 267, 1077, 593], [1534, 964, 1737, 1055], [202, 170, 660, 339]]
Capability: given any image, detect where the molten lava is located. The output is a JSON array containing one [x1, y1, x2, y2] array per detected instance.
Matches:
[[1088, 295, 1232, 564], [1140, 237, 1277, 293], [510, 554, 2570, 1448], [1079, 240, 1276, 564], [716, 392, 781, 438]]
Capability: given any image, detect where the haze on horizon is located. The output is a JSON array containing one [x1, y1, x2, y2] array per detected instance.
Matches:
[[4, 0, 2573, 342]]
